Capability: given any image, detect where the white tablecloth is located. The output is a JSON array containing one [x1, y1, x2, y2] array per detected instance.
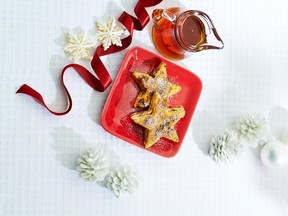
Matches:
[[1, 0, 288, 215]]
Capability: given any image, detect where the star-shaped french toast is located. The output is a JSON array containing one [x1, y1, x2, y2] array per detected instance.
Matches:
[[131, 92, 185, 148], [133, 62, 182, 108]]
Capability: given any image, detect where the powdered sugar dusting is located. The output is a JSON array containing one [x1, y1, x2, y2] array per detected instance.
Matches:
[[120, 115, 143, 142]]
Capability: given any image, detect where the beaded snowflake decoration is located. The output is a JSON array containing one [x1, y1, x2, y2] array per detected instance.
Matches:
[[95, 17, 124, 51], [64, 32, 94, 61]]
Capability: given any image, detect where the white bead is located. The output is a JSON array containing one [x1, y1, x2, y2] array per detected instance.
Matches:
[[260, 140, 288, 167]]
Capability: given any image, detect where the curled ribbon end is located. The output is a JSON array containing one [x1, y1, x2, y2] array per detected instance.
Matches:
[[16, 83, 72, 116], [16, 84, 32, 94]]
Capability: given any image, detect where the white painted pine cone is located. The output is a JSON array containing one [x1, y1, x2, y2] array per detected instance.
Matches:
[[234, 112, 268, 147], [76, 148, 110, 182], [106, 164, 139, 197], [209, 130, 243, 163]]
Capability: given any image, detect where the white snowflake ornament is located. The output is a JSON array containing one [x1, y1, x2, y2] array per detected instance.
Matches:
[[64, 32, 94, 62], [209, 130, 243, 163], [96, 17, 124, 51], [76, 148, 110, 182], [106, 164, 139, 198], [234, 112, 268, 147]]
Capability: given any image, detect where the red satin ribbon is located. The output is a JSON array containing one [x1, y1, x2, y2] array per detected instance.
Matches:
[[16, 0, 162, 116]]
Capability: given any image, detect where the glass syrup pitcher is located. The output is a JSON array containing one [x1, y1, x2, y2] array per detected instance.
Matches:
[[152, 8, 224, 60]]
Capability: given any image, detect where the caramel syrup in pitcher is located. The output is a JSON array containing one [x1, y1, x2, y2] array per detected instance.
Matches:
[[152, 8, 207, 60]]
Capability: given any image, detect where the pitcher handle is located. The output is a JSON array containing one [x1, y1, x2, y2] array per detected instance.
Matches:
[[197, 11, 224, 50], [152, 9, 177, 31]]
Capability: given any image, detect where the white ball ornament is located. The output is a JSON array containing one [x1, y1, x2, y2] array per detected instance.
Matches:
[[260, 140, 288, 167]]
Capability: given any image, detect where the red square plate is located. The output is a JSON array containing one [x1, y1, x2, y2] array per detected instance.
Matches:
[[101, 46, 202, 157]]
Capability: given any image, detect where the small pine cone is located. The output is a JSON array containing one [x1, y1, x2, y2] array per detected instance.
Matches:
[[76, 148, 109, 182], [209, 130, 243, 163], [234, 112, 268, 147], [106, 164, 139, 197]]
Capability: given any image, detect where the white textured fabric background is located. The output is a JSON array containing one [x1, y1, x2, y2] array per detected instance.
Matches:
[[1, 0, 288, 215]]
